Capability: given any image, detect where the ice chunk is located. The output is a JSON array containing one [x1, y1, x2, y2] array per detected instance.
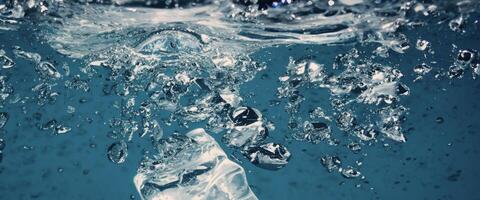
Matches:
[[341, 166, 362, 179], [449, 16, 465, 33], [358, 82, 398, 105], [0, 112, 8, 129], [37, 61, 61, 79], [321, 155, 341, 173], [243, 143, 291, 170], [219, 88, 242, 107], [336, 111, 355, 131], [134, 128, 258, 200], [413, 63, 432, 75], [224, 121, 268, 147], [107, 140, 128, 164], [378, 106, 407, 142], [298, 121, 332, 144], [0, 54, 14, 69], [230, 107, 262, 126], [415, 39, 430, 51], [0, 138, 4, 151], [0, 137, 5, 162], [13, 49, 41, 63]]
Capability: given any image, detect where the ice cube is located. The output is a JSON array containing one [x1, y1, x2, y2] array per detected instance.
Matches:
[[134, 128, 258, 200], [243, 142, 291, 170]]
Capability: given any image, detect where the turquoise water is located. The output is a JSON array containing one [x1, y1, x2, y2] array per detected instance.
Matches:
[[1, 1, 480, 200]]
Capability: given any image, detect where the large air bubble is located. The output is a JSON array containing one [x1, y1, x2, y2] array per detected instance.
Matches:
[[135, 30, 203, 55]]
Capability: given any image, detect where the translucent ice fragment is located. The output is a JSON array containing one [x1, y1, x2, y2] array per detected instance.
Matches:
[[107, 140, 128, 164], [0, 112, 8, 128], [134, 128, 258, 200], [0, 138, 4, 151], [219, 88, 242, 107], [299, 121, 331, 144], [307, 62, 326, 82], [413, 63, 432, 75], [243, 142, 291, 170], [224, 116, 268, 148], [55, 125, 71, 134], [415, 39, 430, 51], [13, 49, 41, 63], [378, 106, 407, 142], [0, 54, 14, 69], [358, 82, 398, 105], [341, 166, 361, 179], [336, 111, 355, 131], [37, 61, 61, 79], [321, 155, 341, 173], [230, 107, 262, 126], [449, 16, 465, 33]]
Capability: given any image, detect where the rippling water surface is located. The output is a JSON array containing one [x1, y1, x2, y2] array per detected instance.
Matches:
[[0, 0, 480, 199]]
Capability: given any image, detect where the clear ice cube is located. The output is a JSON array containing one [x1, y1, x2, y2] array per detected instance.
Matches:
[[134, 128, 258, 200]]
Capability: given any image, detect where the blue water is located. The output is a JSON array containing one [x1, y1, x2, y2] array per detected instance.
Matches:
[[1, 1, 480, 200]]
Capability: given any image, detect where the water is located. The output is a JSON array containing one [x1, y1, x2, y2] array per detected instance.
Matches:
[[0, 0, 480, 199]]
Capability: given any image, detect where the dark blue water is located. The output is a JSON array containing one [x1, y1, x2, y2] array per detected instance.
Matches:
[[0, 3, 480, 200]]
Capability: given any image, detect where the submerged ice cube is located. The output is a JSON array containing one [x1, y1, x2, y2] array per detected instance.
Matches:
[[224, 106, 268, 147], [341, 166, 362, 179], [224, 121, 268, 148], [321, 155, 341, 173], [134, 128, 258, 200], [0, 54, 14, 69], [37, 61, 61, 79], [230, 107, 261, 126], [107, 140, 128, 164], [0, 112, 8, 128], [298, 121, 332, 144], [243, 142, 291, 170], [0, 138, 4, 151]]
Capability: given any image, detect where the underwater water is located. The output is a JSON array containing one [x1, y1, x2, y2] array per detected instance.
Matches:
[[0, 0, 480, 199]]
